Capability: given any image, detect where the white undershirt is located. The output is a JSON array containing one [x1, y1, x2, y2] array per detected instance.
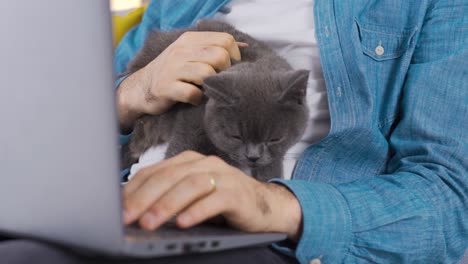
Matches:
[[130, 0, 330, 180]]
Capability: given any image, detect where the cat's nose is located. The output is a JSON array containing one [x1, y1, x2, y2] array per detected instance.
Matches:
[[246, 144, 263, 163], [247, 156, 260, 163]]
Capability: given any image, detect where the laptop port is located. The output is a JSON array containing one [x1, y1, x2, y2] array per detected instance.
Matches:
[[183, 243, 194, 253], [197, 241, 206, 248], [211, 240, 220, 248], [166, 243, 176, 251]]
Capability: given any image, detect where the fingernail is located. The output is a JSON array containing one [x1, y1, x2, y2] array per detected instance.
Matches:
[[142, 212, 156, 229], [236, 42, 249, 48], [191, 96, 204, 106], [123, 210, 132, 224], [178, 214, 192, 226]]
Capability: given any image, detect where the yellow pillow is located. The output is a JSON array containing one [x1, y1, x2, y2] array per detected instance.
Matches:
[[112, 4, 148, 47]]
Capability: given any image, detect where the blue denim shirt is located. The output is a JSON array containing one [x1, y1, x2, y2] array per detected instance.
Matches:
[[115, 0, 468, 263]]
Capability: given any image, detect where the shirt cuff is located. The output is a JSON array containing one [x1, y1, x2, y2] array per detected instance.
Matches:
[[115, 74, 129, 89], [269, 179, 353, 264], [119, 130, 133, 145], [120, 168, 131, 182]]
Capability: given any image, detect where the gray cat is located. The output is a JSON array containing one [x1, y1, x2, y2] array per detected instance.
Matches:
[[123, 20, 309, 181]]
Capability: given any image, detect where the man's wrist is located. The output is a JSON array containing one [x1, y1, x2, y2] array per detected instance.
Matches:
[[117, 72, 146, 133], [264, 183, 303, 241]]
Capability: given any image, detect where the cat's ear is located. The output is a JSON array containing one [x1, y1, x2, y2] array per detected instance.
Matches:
[[203, 74, 237, 105], [278, 70, 309, 105]]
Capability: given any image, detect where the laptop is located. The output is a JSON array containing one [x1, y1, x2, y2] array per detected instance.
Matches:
[[0, 0, 286, 258]]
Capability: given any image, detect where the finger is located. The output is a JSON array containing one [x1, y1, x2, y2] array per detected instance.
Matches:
[[190, 46, 232, 72], [124, 151, 204, 198], [178, 62, 217, 85], [176, 191, 230, 229], [165, 81, 204, 105], [236, 42, 249, 48], [124, 159, 204, 225], [124, 155, 221, 224], [211, 33, 242, 61], [180, 32, 242, 61], [139, 172, 216, 230]]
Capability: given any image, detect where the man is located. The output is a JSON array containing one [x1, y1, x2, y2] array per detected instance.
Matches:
[[2, 0, 467, 263]]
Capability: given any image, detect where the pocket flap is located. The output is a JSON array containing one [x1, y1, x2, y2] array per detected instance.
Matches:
[[356, 20, 416, 61]]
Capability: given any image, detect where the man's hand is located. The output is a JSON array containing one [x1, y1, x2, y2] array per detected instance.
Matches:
[[123, 151, 303, 241], [117, 32, 246, 132]]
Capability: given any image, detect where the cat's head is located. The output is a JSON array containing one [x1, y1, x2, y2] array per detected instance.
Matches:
[[202, 68, 309, 172]]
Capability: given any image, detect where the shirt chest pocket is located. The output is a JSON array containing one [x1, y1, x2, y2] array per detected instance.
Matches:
[[354, 19, 418, 138], [355, 19, 416, 62]]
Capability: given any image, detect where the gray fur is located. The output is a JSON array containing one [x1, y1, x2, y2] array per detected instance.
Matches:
[[124, 20, 309, 181]]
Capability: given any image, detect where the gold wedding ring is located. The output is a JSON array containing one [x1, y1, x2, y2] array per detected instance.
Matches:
[[209, 176, 217, 192]]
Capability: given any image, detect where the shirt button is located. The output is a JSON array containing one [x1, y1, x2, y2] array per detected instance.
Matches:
[[310, 258, 321, 264], [218, 6, 231, 14], [375, 44, 385, 56]]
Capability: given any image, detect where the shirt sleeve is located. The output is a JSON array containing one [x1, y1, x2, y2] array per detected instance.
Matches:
[[272, 1, 468, 263], [114, 1, 161, 77]]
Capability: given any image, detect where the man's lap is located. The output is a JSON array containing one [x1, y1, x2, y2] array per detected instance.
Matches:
[[0, 238, 298, 264], [0, 239, 82, 264]]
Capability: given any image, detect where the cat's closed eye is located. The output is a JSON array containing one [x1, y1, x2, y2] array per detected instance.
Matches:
[[231, 134, 242, 141], [268, 137, 283, 144]]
